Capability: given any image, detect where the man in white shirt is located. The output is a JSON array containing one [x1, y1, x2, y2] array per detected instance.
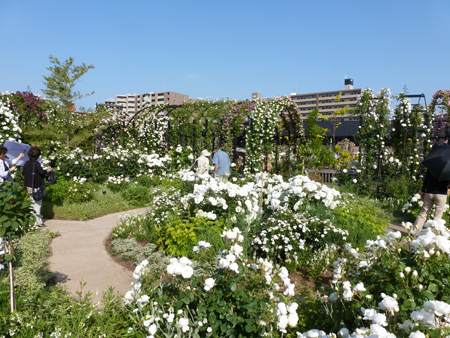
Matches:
[[0, 145, 24, 183]]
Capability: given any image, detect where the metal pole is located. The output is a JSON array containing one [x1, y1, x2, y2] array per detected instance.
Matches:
[[193, 119, 196, 157], [250, 118, 254, 174], [264, 117, 268, 171]]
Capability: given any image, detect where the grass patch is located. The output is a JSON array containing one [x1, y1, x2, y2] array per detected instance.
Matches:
[[42, 187, 145, 220]]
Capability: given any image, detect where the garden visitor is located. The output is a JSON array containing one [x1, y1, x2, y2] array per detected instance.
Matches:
[[0, 145, 24, 183], [413, 169, 449, 232], [22, 146, 53, 227], [213, 147, 231, 181], [197, 149, 211, 175]]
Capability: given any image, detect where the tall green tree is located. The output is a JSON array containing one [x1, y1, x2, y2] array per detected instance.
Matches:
[[42, 55, 95, 145]]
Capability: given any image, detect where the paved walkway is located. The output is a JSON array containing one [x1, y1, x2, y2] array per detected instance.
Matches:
[[44, 208, 148, 303]]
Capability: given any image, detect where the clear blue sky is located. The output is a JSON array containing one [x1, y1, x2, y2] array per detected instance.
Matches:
[[1, 0, 449, 110]]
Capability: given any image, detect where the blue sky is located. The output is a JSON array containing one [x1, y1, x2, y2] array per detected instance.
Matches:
[[1, 0, 449, 110]]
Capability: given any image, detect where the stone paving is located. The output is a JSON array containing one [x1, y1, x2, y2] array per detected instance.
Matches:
[[43, 208, 148, 303]]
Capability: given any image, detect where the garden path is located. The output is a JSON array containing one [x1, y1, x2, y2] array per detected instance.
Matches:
[[43, 207, 148, 304]]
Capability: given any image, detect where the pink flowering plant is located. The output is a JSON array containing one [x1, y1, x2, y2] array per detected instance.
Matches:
[[430, 90, 450, 145], [218, 100, 256, 154], [6, 91, 48, 127]]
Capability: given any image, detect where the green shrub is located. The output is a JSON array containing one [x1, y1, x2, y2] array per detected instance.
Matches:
[[4, 285, 129, 337], [163, 217, 200, 258], [46, 179, 97, 204], [120, 184, 153, 206], [162, 216, 225, 259], [46, 179, 73, 203], [332, 197, 390, 250], [251, 209, 347, 279]]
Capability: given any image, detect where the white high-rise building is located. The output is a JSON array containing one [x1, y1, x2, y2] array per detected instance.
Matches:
[[103, 91, 190, 114]]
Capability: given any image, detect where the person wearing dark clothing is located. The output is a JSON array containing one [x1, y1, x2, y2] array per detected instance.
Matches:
[[414, 169, 449, 231], [22, 146, 53, 227]]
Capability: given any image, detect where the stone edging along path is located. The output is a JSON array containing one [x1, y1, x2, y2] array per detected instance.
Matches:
[[43, 207, 148, 303], [43, 208, 406, 304]]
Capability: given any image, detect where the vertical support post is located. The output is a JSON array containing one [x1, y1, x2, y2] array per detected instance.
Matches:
[[233, 118, 237, 163], [264, 117, 268, 172], [6, 239, 16, 312], [166, 119, 171, 150], [250, 118, 254, 174], [275, 125, 279, 174], [179, 120, 183, 147], [193, 119, 196, 157]]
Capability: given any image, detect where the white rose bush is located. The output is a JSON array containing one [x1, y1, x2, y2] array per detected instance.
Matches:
[[124, 228, 300, 338], [309, 219, 450, 337], [0, 94, 22, 145]]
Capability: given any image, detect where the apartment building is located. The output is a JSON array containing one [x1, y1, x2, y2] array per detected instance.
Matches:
[[103, 91, 190, 114], [290, 79, 362, 121]]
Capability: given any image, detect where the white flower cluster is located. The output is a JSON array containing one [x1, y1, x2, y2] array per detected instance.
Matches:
[[166, 257, 194, 279], [410, 300, 450, 329], [0, 237, 5, 256], [125, 259, 150, 303], [264, 174, 343, 211], [138, 114, 169, 152], [217, 228, 245, 273], [148, 188, 180, 227], [195, 209, 217, 220], [137, 153, 171, 169], [181, 175, 260, 224], [365, 231, 401, 251], [276, 302, 298, 332], [193, 240, 211, 253], [107, 175, 130, 185], [410, 219, 450, 255], [0, 94, 22, 144]]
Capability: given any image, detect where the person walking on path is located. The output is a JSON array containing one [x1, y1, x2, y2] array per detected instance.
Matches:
[[0, 145, 24, 183], [414, 168, 449, 231], [197, 149, 211, 175], [22, 146, 53, 227], [212, 147, 231, 181]]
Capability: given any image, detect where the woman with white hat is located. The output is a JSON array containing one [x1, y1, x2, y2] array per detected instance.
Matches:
[[197, 149, 211, 175]]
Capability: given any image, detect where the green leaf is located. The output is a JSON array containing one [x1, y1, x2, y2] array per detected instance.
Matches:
[[428, 283, 438, 292], [4, 254, 14, 261], [230, 282, 237, 292]]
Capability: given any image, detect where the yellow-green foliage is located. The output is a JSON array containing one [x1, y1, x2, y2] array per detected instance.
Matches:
[[333, 199, 391, 249]]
